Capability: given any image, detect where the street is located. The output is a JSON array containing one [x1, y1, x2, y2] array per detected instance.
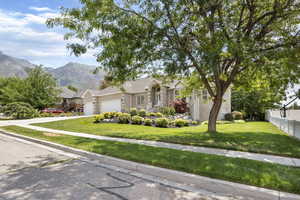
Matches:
[[0, 133, 212, 200]]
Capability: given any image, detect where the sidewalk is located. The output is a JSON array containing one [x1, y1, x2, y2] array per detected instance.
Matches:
[[14, 124, 300, 167]]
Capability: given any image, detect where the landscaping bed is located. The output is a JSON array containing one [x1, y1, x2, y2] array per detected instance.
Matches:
[[33, 117, 300, 158], [1, 125, 300, 194], [94, 110, 199, 128]]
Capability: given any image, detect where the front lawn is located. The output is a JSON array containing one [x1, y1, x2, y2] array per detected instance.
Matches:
[[33, 117, 300, 158], [1, 125, 300, 194]]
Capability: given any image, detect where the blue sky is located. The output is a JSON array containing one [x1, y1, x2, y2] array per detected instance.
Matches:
[[0, 0, 98, 68]]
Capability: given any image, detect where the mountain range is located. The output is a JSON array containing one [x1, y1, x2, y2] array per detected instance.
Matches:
[[0, 51, 105, 90]]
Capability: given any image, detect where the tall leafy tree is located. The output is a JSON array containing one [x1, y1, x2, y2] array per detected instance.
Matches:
[[23, 66, 60, 109], [47, 0, 300, 132], [0, 66, 59, 109], [0, 77, 26, 104]]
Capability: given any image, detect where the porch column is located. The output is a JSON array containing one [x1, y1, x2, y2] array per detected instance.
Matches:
[[93, 97, 100, 114], [145, 87, 152, 110], [121, 94, 126, 112], [160, 86, 168, 107]]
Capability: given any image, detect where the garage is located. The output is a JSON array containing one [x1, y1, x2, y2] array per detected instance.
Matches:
[[101, 95, 122, 113], [84, 101, 94, 115]]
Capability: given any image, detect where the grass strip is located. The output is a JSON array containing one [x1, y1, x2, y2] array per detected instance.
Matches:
[[1, 125, 300, 194], [33, 118, 300, 158]]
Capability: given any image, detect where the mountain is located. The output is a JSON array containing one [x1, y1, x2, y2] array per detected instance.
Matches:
[[0, 51, 105, 90], [46, 62, 105, 90], [0, 51, 35, 78]]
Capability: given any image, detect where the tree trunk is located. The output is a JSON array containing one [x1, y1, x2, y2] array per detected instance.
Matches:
[[208, 96, 223, 133]]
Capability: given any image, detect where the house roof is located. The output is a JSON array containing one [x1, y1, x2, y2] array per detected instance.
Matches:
[[84, 78, 182, 97], [60, 87, 77, 99]]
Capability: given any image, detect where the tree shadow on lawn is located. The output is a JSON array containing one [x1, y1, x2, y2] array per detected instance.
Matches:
[[157, 130, 300, 157], [84, 140, 300, 194]]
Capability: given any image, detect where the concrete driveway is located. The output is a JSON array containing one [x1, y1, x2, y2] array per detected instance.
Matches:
[[0, 133, 211, 200], [0, 116, 89, 127]]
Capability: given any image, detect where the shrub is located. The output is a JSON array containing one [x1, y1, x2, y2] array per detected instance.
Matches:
[[118, 113, 131, 124], [40, 112, 55, 117], [144, 118, 153, 126], [201, 120, 232, 125], [169, 120, 176, 127], [234, 120, 246, 123], [155, 118, 169, 128], [172, 99, 188, 113], [1, 102, 39, 119], [174, 119, 187, 127], [130, 108, 138, 116], [103, 112, 115, 119], [138, 109, 147, 117], [224, 113, 234, 121], [114, 112, 123, 117], [192, 121, 199, 125], [156, 112, 163, 117], [149, 112, 157, 117], [94, 114, 104, 123], [232, 111, 243, 120], [159, 107, 176, 116], [131, 116, 144, 125]]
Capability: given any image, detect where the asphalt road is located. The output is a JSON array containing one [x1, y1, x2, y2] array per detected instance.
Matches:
[[0, 134, 212, 200]]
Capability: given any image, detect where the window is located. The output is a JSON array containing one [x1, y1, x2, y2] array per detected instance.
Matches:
[[202, 90, 208, 101], [137, 95, 145, 105]]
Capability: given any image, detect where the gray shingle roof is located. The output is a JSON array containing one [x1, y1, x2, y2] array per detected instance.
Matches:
[[86, 78, 181, 97], [59, 87, 77, 99]]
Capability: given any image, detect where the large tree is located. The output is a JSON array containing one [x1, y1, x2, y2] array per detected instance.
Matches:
[[0, 66, 59, 109], [47, 0, 300, 132]]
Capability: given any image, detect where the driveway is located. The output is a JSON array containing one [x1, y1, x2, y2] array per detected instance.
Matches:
[[0, 116, 89, 127], [0, 133, 211, 200]]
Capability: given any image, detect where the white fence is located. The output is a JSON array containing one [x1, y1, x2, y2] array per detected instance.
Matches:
[[266, 110, 300, 139]]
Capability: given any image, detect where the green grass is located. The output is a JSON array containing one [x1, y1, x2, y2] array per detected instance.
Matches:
[[32, 117, 300, 158], [1, 125, 300, 194]]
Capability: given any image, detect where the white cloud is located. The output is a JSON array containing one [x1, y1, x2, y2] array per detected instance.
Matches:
[[0, 9, 97, 67], [0, 9, 63, 42], [29, 6, 54, 12]]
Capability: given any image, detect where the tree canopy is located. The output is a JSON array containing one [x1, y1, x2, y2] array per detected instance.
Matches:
[[47, 0, 300, 132]]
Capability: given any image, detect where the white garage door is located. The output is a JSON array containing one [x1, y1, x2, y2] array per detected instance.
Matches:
[[101, 98, 121, 112], [84, 101, 94, 115]]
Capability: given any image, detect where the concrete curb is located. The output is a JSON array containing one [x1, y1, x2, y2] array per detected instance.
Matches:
[[1, 129, 299, 200]]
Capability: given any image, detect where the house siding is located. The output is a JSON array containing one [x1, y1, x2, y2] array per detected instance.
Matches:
[[131, 92, 147, 110], [191, 89, 231, 121]]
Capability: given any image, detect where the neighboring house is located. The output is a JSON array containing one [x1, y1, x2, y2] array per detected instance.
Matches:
[[81, 78, 231, 121], [58, 87, 83, 112]]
